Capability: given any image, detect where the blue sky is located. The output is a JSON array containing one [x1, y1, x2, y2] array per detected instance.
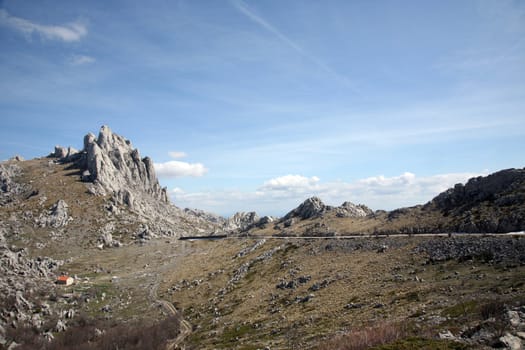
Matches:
[[1, 0, 524, 217]]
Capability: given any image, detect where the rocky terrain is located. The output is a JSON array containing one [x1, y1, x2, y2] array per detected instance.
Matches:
[[1, 126, 524, 349], [246, 168, 525, 237], [0, 126, 225, 348]]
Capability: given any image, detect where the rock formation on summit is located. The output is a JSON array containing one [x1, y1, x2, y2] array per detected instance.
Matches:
[[225, 212, 260, 232], [425, 168, 525, 232], [46, 125, 221, 237], [82, 126, 168, 204], [336, 201, 373, 218], [281, 197, 372, 222], [53, 126, 168, 208], [282, 197, 332, 221]]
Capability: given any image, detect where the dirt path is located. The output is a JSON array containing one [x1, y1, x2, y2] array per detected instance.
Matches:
[[148, 252, 192, 350]]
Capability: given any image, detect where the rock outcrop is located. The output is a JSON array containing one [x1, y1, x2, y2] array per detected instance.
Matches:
[[0, 232, 63, 338], [36, 200, 70, 228], [47, 126, 221, 237], [427, 168, 525, 232], [336, 201, 373, 218], [281, 197, 371, 222], [431, 168, 525, 212], [75, 126, 168, 205], [0, 163, 32, 206], [225, 212, 260, 232], [50, 126, 168, 208], [282, 197, 332, 221]]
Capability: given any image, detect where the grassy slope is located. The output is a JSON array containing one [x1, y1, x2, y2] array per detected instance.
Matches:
[[2, 159, 524, 349]]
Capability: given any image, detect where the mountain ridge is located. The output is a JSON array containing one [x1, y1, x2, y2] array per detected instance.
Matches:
[[244, 167, 525, 237]]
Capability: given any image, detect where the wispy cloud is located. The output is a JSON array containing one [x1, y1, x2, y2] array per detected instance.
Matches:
[[68, 54, 95, 66], [0, 9, 87, 42], [169, 171, 486, 216], [155, 160, 208, 178], [230, 0, 355, 89]]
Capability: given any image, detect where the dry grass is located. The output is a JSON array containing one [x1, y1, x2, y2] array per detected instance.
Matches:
[[318, 322, 406, 350]]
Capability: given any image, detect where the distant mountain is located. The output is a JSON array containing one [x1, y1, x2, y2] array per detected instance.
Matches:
[[426, 168, 525, 233], [245, 168, 525, 236]]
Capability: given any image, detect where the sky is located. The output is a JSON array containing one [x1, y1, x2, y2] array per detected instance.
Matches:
[[1, 0, 524, 217]]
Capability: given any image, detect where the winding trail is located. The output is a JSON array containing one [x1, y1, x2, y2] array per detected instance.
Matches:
[[150, 273, 192, 349]]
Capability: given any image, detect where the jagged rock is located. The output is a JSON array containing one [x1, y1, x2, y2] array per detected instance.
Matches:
[[508, 311, 521, 327], [235, 239, 266, 258], [9, 155, 24, 162], [43, 332, 54, 342], [226, 212, 260, 231], [439, 330, 457, 340], [283, 218, 295, 227], [0, 163, 32, 206], [53, 146, 67, 159], [81, 170, 92, 182], [36, 200, 70, 228], [429, 168, 525, 233], [98, 231, 121, 249], [499, 332, 522, 350], [336, 201, 373, 218], [433, 169, 525, 210], [184, 208, 225, 224], [82, 126, 168, 204], [52, 146, 79, 161], [43, 126, 223, 238], [55, 319, 67, 332], [0, 242, 63, 339], [282, 197, 332, 221], [257, 216, 275, 228], [136, 225, 157, 241]]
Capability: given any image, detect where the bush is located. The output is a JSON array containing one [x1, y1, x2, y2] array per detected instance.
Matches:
[[5, 314, 182, 350], [50, 315, 182, 350]]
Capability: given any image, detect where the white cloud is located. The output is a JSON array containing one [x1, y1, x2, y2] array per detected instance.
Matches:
[[69, 54, 95, 66], [171, 187, 185, 194], [168, 151, 188, 159], [154, 160, 208, 178], [260, 175, 320, 191], [0, 9, 87, 42], [168, 171, 486, 217]]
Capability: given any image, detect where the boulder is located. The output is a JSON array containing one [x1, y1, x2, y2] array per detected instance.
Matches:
[[52, 146, 79, 161], [499, 332, 522, 350], [37, 200, 70, 228]]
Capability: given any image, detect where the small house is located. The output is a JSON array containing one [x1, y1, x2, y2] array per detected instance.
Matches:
[[56, 275, 74, 286]]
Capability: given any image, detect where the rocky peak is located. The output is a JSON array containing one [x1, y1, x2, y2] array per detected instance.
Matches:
[[336, 201, 373, 218], [225, 212, 260, 231], [283, 196, 332, 220], [82, 126, 167, 203], [431, 168, 525, 211], [50, 126, 168, 208]]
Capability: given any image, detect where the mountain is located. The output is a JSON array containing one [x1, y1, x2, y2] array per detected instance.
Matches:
[[1, 127, 524, 349], [246, 168, 525, 237], [0, 126, 224, 251]]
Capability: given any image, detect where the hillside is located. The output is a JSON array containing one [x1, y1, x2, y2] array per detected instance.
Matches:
[[1, 127, 524, 350], [244, 169, 525, 237]]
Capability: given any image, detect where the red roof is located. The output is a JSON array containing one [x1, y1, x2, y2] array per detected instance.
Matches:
[[57, 275, 70, 282]]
